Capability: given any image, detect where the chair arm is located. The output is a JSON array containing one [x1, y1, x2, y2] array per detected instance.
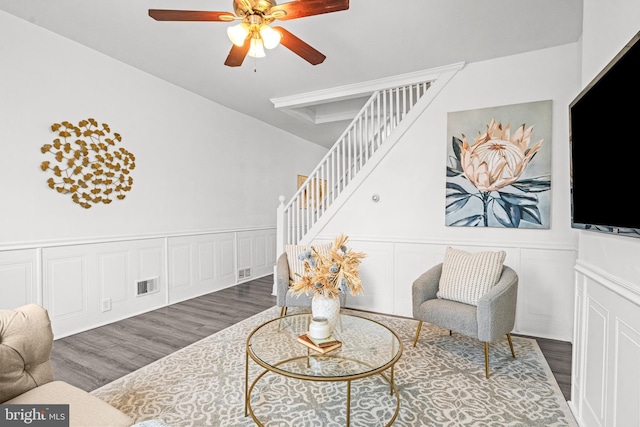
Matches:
[[276, 252, 290, 307], [477, 265, 518, 342], [412, 263, 443, 318]]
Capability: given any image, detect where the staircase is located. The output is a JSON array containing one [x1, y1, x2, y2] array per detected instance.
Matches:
[[276, 63, 464, 253]]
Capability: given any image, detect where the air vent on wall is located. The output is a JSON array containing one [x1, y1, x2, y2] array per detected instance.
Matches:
[[136, 277, 159, 296], [238, 268, 251, 279]]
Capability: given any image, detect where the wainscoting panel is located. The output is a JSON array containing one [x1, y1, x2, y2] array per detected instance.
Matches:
[[254, 235, 267, 269], [220, 238, 235, 278], [170, 244, 192, 289], [237, 229, 277, 283], [42, 240, 166, 338], [583, 294, 608, 426], [614, 319, 640, 426], [139, 245, 164, 288], [393, 243, 442, 318], [572, 262, 640, 427], [0, 249, 38, 309], [266, 233, 277, 271], [197, 242, 215, 281], [45, 255, 87, 321], [571, 275, 585, 419], [167, 233, 236, 303], [99, 252, 129, 305], [317, 235, 576, 341], [237, 234, 252, 279], [517, 248, 575, 340], [1, 227, 275, 338], [346, 241, 395, 313]]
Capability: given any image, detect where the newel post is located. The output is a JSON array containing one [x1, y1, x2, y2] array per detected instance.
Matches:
[[276, 195, 286, 256]]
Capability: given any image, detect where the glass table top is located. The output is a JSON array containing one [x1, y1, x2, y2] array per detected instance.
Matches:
[[247, 313, 402, 380]]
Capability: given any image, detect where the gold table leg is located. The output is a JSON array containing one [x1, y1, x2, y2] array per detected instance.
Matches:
[[389, 365, 395, 395], [346, 380, 351, 427], [244, 349, 249, 416]]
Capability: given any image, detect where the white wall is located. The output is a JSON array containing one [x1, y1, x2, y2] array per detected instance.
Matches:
[[0, 11, 326, 336], [319, 43, 581, 341], [0, 10, 326, 245], [570, 2, 640, 425]]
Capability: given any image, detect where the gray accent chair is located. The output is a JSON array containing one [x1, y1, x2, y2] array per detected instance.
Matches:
[[412, 263, 518, 378], [276, 252, 346, 317]]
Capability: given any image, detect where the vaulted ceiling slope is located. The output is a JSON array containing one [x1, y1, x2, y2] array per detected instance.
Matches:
[[0, 0, 583, 147]]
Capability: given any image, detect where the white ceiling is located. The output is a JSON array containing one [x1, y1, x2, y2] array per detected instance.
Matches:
[[0, 0, 583, 147]]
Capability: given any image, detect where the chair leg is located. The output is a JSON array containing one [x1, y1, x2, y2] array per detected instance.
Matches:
[[507, 333, 516, 358], [484, 342, 490, 379], [484, 342, 489, 378], [413, 321, 423, 347], [277, 307, 288, 331], [484, 335, 515, 378]]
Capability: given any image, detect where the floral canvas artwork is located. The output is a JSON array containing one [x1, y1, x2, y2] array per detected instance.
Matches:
[[446, 100, 552, 229]]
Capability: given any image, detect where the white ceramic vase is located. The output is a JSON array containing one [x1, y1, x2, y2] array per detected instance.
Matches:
[[311, 293, 341, 333]]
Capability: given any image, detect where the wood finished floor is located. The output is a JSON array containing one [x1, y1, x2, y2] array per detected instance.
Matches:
[[50, 275, 572, 401]]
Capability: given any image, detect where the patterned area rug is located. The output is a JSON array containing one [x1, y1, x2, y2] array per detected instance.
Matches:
[[92, 306, 577, 426]]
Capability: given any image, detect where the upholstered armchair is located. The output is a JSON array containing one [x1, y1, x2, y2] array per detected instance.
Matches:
[[412, 248, 518, 378], [276, 249, 346, 317]]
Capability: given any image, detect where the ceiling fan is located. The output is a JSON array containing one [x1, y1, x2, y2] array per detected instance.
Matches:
[[149, 0, 349, 67]]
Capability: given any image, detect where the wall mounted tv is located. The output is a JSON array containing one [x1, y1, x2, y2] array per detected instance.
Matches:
[[569, 30, 640, 238]]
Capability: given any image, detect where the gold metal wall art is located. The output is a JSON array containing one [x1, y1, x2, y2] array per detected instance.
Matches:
[[40, 119, 136, 209]]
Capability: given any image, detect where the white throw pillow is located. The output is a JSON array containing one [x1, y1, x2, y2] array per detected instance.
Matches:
[[284, 242, 332, 282], [437, 247, 506, 306]]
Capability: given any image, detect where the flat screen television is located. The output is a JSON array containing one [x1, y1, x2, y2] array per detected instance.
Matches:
[[569, 31, 640, 238]]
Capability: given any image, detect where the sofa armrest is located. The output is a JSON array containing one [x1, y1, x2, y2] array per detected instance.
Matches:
[[412, 263, 443, 318], [6, 381, 133, 427], [477, 265, 518, 342], [0, 304, 54, 403]]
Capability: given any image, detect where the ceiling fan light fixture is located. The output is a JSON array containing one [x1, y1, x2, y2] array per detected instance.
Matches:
[[227, 23, 250, 47], [248, 37, 266, 58], [259, 24, 282, 49]]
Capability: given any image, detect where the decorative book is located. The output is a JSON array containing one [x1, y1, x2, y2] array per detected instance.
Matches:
[[307, 334, 340, 347], [297, 334, 342, 354]]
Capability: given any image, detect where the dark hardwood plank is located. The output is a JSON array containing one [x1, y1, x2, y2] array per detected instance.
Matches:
[[50, 276, 276, 392], [51, 275, 572, 402], [514, 334, 572, 401]]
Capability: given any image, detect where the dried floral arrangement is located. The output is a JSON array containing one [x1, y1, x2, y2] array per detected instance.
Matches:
[[290, 234, 366, 299], [40, 119, 136, 209]]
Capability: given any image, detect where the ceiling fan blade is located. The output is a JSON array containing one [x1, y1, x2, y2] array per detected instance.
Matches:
[[224, 41, 251, 67], [273, 27, 326, 65], [148, 9, 235, 22], [271, 0, 349, 20]]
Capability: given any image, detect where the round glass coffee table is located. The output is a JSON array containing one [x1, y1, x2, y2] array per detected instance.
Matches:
[[245, 313, 403, 426]]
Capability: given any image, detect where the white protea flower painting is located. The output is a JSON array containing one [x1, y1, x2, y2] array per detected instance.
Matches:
[[446, 101, 552, 228]]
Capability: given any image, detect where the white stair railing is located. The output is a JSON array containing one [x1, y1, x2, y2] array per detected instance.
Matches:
[[277, 82, 431, 247]]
